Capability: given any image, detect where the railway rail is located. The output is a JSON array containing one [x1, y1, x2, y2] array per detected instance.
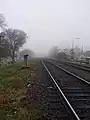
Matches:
[[61, 61, 90, 72], [50, 59, 90, 72], [41, 60, 90, 120], [49, 59, 90, 83]]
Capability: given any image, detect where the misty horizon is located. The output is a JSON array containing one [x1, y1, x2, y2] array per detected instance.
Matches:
[[0, 0, 90, 56]]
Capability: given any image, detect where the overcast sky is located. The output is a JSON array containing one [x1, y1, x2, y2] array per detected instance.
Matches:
[[0, 0, 90, 55]]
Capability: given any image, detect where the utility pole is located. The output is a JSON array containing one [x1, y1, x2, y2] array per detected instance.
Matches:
[[81, 45, 84, 55], [71, 38, 80, 60], [71, 40, 74, 59]]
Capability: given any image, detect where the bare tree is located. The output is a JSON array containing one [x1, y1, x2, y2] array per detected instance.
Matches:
[[0, 32, 9, 66], [0, 14, 7, 48], [5, 29, 27, 63], [58, 51, 68, 60], [0, 14, 7, 30], [49, 46, 59, 58]]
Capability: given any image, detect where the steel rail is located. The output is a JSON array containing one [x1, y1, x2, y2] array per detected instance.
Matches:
[[50, 59, 90, 72], [41, 60, 80, 120], [49, 61, 90, 85], [60, 61, 90, 72]]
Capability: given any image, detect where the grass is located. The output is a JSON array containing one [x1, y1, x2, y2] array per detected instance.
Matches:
[[0, 61, 42, 120]]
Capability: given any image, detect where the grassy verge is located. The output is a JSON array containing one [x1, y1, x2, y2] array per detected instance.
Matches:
[[0, 61, 42, 120]]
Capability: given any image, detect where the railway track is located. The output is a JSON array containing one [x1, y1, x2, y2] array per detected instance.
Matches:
[[41, 60, 90, 120], [49, 59, 90, 83], [41, 61, 80, 120], [50, 59, 90, 72]]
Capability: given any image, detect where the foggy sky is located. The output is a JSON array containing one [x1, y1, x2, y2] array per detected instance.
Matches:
[[0, 0, 90, 56]]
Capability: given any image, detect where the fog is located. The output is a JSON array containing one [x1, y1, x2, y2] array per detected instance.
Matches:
[[0, 0, 90, 56]]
